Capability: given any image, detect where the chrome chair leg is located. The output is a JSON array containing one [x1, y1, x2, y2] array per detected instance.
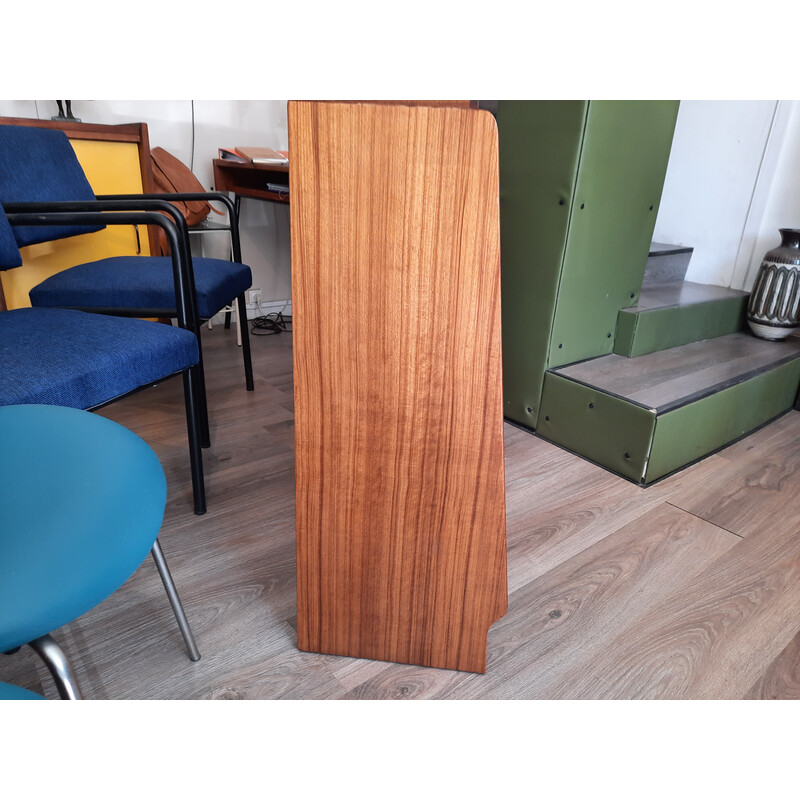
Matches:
[[28, 634, 83, 700], [151, 540, 201, 662]]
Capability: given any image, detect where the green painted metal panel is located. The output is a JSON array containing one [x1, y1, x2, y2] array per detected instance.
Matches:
[[614, 294, 748, 357], [614, 311, 639, 356], [538, 372, 656, 483], [549, 101, 680, 368], [645, 358, 800, 483], [498, 101, 588, 428]]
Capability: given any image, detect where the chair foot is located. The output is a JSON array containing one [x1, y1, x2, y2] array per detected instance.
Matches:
[[183, 368, 207, 515], [151, 540, 201, 662], [28, 634, 83, 699], [237, 293, 255, 391]]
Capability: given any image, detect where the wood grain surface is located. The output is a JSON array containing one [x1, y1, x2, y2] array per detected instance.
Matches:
[[288, 101, 507, 672], [746, 629, 800, 699]]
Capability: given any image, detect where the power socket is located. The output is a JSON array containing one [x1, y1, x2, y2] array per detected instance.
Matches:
[[249, 289, 262, 306]]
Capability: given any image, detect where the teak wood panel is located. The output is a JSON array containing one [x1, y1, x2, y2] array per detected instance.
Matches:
[[289, 101, 507, 673]]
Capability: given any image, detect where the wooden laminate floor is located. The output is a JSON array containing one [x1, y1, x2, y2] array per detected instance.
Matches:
[[4, 324, 800, 700]]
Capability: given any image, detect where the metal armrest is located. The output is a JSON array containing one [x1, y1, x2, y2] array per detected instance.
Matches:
[[5, 209, 199, 331], [2, 199, 193, 256], [97, 192, 242, 262]]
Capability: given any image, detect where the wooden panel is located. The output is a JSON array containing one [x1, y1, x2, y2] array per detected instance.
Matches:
[[289, 100, 507, 673]]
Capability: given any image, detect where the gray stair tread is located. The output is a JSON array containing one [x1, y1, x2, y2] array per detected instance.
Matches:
[[553, 332, 800, 411], [625, 281, 748, 312], [649, 242, 693, 256]]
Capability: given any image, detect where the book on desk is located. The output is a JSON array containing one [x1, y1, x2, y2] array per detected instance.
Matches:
[[218, 146, 289, 165]]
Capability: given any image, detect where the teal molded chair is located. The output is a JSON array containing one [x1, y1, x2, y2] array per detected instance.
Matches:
[[0, 404, 200, 700], [0, 682, 46, 700]]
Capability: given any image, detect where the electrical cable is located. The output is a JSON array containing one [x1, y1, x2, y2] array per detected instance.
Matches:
[[251, 312, 292, 335], [249, 298, 292, 335]]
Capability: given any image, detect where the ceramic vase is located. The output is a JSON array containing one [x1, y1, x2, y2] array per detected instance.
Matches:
[[747, 228, 800, 340]]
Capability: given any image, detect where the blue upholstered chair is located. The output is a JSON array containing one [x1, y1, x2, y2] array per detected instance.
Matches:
[[0, 404, 200, 700], [0, 202, 208, 514], [0, 123, 255, 444]]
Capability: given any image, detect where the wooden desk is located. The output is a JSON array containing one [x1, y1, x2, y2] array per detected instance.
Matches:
[[211, 159, 289, 205]]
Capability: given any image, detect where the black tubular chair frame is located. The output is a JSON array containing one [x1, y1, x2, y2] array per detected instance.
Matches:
[[96, 191, 255, 391], [102, 190, 253, 391], [4, 191, 255, 393], [4, 199, 212, 440], [4, 208, 208, 514]]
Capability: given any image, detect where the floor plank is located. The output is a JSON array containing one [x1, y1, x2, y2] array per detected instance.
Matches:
[[746, 629, 800, 700], [548, 516, 800, 699], [665, 411, 800, 537]]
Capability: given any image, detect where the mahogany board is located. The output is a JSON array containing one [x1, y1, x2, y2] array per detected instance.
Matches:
[[288, 100, 507, 673]]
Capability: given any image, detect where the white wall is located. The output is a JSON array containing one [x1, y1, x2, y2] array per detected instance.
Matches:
[[741, 101, 800, 289], [654, 99, 800, 290], [0, 100, 291, 314]]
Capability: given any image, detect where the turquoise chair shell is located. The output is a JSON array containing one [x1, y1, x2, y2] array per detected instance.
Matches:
[[0, 404, 167, 654]]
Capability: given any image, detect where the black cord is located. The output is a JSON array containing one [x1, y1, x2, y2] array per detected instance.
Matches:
[[251, 311, 292, 335]]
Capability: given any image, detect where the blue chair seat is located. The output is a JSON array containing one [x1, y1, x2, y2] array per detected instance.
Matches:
[[0, 307, 199, 409], [30, 256, 253, 320], [0, 682, 46, 700], [0, 405, 167, 654]]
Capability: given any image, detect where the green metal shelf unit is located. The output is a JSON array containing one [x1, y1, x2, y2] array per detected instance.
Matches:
[[496, 101, 800, 485], [498, 100, 680, 431]]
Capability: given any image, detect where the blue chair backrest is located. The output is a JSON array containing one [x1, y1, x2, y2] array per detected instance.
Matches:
[[0, 125, 102, 248], [0, 203, 23, 270]]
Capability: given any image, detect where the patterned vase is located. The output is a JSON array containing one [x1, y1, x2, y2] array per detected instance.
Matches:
[[747, 228, 800, 340]]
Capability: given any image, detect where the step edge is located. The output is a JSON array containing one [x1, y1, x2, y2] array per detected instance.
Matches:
[[654, 352, 800, 413], [549, 348, 800, 415], [620, 288, 749, 315], [648, 243, 694, 257]]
